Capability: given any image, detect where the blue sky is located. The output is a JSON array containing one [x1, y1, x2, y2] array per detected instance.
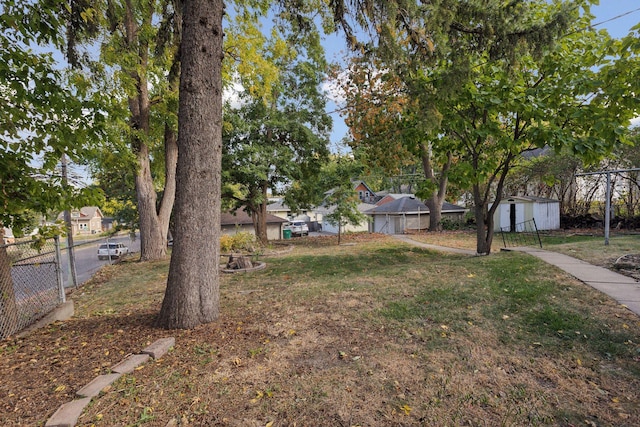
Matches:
[[324, 1, 640, 148]]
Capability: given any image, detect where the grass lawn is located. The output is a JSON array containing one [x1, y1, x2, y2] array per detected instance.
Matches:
[[1, 234, 639, 426]]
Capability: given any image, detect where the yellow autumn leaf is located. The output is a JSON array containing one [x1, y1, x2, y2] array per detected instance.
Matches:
[[96, 414, 104, 421], [265, 422, 274, 427], [400, 404, 412, 415], [576, 359, 582, 366], [467, 274, 475, 278], [54, 385, 66, 393]]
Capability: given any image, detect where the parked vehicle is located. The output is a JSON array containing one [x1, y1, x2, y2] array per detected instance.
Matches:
[[284, 220, 309, 237], [97, 242, 129, 260]]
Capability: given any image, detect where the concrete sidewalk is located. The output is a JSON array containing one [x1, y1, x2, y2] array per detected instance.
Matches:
[[509, 247, 640, 317]]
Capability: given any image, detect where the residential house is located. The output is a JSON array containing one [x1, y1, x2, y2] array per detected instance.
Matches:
[[59, 207, 104, 235], [365, 196, 466, 234], [492, 196, 560, 232], [221, 208, 289, 240], [266, 198, 291, 220], [353, 180, 378, 204]]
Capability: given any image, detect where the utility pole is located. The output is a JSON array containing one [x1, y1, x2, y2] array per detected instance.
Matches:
[[61, 153, 79, 288], [576, 168, 640, 246]]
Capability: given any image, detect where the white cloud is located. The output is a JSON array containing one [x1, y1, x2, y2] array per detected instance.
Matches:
[[223, 80, 244, 109], [630, 116, 640, 128]]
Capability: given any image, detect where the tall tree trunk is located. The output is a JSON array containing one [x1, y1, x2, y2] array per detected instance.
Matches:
[[473, 185, 493, 255], [159, 122, 178, 241], [473, 152, 514, 255], [253, 182, 269, 245], [136, 144, 167, 260], [0, 228, 18, 339], [420, 144, 452, 232], [124, 0, 174, 261], [157, 0, 223, 329]]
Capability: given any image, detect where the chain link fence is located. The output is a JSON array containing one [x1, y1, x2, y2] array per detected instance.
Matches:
[[0, 237, 63, 339]]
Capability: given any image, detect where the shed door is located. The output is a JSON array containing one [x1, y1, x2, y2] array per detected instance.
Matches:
[[499, 203, 525, 231]]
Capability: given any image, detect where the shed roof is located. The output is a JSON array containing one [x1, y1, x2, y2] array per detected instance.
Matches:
[[364, 197, 466, 215], [500, 196, 559, 204]]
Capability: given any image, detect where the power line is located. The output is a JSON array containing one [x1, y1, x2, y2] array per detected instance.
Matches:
[[590, 7, 640, 29]]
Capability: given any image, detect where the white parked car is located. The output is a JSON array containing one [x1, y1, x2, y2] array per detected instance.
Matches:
[[97, 242, 129, 260], [284, 220, 309, 237]]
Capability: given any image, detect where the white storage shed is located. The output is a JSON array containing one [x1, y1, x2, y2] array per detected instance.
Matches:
[[493, 196, 560, 232]]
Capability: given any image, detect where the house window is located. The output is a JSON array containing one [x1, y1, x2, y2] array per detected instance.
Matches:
[[358, 191, 363, 200], [71, 211, 80, 218], [365, 191, 370, 199], [78, 223, 88, 230]]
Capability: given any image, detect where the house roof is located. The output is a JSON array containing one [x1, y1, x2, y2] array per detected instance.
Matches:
[[267, 199, 290, 212], [324, 180, 377, 198], [376, 193, 414, 206], [58, 206, 103, 221], [364, 197, 466, 215], [80, 206, 103, 218], [221, 208, 288, 226]]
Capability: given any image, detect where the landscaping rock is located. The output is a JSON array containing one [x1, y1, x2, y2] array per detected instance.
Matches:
[[45, 397, 92, 427], [141, 337, 175, 359]]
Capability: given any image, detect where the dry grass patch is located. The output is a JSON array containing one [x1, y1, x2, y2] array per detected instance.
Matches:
[[541, 232, 640, 267], [1, 234, 639, 426]]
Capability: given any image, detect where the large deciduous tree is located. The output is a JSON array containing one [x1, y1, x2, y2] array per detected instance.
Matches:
[[222, 5, 331, 244], [338, 57, 454, 231], [88, 0, 182, 261], [156, 0, 223, 329]]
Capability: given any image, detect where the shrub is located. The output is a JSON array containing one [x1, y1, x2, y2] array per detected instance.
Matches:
[[440, 217, 466, 230], [220, 232, 256, 253]]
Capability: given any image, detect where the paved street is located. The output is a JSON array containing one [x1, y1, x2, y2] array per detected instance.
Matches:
[[60, 233, 140, 287]]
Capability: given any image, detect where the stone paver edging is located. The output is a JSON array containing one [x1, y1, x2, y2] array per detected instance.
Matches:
[[45, 337, 175, 427]]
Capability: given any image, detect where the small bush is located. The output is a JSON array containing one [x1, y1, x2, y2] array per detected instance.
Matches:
[[440, 217, 466, 230], [220, 232, 257, 253]]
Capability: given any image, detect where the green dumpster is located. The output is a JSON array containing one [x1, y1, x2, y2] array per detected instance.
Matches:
[[283, 229, 292, 239]]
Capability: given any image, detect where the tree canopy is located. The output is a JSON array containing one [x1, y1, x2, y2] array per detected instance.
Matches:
[[334, 0, 639, 253]]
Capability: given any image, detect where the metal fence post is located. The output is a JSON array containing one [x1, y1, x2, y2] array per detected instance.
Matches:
[[54, 236, 66, 303], [532, 217, 542, 248]]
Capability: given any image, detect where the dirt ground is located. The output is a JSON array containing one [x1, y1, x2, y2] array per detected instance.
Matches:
[[2, 233, 640, 426]]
